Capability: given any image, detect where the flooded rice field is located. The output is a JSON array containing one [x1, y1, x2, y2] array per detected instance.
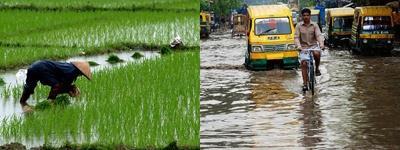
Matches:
[[0, 51, 159, 121], [200, 32, 400, 149]]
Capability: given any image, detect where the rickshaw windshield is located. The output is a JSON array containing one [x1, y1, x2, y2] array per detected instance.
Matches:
[[362, 16, 392, 34], [234, 16, 245, 25], [255, 17, 291, 35], [333, 16, 352, 31], [311, 15, 319, 23]]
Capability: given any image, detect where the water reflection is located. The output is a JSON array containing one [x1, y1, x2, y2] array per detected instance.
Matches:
[[249, 70, 298, 107], [298, 98, 323, 148], [347, 57, 400, 149]]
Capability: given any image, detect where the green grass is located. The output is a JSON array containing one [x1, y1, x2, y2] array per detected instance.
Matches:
[[0, 0, 199, 11], [0, 50, 200, 148]]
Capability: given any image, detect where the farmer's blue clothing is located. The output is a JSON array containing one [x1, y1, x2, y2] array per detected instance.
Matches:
[[24, 60, 81, 95]]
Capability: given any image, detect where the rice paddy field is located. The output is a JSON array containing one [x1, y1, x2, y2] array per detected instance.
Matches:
[[0, 0, 199, 149], [0, 10, 198, 69], [0, 0, 197, 11], [1, 51, 200, 148]]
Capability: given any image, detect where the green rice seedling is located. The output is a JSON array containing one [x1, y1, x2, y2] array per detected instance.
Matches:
[[88, 61, 99, 66], [34, 100, 52, 111], [160, 46, 171, 55], [0, 77, 5, 86], [34, 95, 71, 111], [131, 52, 143, 59], [106, 54, 124, 64], [54, 95, 71, 106]]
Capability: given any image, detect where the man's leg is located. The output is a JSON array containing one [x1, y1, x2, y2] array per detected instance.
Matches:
[[313, 51, 321, 75], [301, 60, 308, 89]]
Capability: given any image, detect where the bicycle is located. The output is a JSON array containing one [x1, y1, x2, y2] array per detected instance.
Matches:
[[299, 46, 322, 95]]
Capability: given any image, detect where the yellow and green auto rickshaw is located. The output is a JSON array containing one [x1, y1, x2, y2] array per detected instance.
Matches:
[[200, 12, 211, 38], [311, 9, 322, 31], [245, 5, 298, 70], [232, 14, 247, 37], [326, 7, 354, 47], [350, 6, 395, 54]]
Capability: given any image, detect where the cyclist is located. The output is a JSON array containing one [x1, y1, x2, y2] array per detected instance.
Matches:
[[294, 8, 325, 92]]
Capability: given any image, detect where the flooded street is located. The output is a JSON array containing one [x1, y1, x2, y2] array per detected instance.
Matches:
[[200, 32, 400, 149]]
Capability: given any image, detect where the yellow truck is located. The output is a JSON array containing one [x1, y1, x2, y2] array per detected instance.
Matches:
[[200, 12, 211, 38], [245, 5, 298, 70], [350, 6, 394, 54], [326, 7, 354, 47]]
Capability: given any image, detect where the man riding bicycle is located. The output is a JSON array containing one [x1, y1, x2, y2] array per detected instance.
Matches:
[[294, 8, 325, 92]]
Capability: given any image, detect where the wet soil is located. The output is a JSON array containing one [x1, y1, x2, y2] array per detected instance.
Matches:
[[201, 32, 400, 149]]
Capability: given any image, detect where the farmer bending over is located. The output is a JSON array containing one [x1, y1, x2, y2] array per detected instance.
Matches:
[[20, 60, 92, 112]]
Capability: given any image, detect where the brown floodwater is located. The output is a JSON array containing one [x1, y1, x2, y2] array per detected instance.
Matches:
[[200, 32, 400, 149]]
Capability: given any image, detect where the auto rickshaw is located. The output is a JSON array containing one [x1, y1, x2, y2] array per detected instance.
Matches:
[[232, 14, 247, 37], [297, 9, 322, 31], [311, 9, 322, 31], [200, 12, 211, 38], [350, 6, 394, 54], [326, 8, 354, 47], [245, 5, 298, 70]]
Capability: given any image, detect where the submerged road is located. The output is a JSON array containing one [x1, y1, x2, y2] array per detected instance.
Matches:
[[200, 32, 400, 149]]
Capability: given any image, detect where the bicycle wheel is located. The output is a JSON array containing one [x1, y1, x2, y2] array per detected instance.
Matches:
[[308, 61, 315, 95]]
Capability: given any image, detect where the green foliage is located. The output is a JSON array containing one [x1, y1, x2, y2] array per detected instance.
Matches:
[[300, 0, 317, 8], [212, 0, 243, 18], [131, 52, 144, 59], [200, 0, 210, 11]]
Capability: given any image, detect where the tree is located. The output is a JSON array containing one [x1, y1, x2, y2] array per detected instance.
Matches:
[[212, 0, 243, 22], [201, 0, 211, 11]]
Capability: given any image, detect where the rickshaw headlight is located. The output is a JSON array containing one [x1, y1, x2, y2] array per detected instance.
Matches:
[[388, 40, 392, 44], [363, 39, 368, 43], [252, 46, 263, 52], [287, 44, 296, 50]]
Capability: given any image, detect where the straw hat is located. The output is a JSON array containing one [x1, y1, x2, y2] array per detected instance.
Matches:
[[71, 61, 92, 80]]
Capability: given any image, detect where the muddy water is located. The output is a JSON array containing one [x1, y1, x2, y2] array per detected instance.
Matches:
[[201, 32, 400, 149], [0, 51, 159, 121]]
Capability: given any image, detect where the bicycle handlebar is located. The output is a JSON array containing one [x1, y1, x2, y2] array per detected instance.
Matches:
[[298, 46, 323, 52]]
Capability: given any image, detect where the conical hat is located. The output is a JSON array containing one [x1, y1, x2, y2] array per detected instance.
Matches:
[[71, 61, 92, 80]]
